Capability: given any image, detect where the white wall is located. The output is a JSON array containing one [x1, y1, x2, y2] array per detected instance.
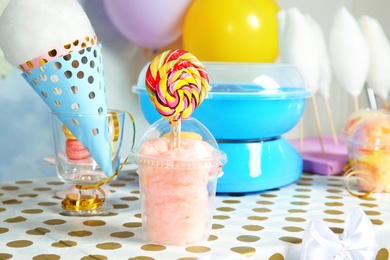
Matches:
[[0, 0, 388, 180]]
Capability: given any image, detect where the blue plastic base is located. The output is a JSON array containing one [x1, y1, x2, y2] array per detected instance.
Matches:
[[216, 137, 303, 193]]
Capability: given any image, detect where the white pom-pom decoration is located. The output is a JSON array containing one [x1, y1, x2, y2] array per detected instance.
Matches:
[[359, 15, 390, 102], [329, 7, 370, 98], [0, 0, 95, 66]]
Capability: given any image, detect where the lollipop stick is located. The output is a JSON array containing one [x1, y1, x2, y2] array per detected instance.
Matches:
[[176, 119, 181, 149], [170, 123, 175, 149], [384, 98, 389, 110], [324, 98, 338, 145], [311, 96, 325, 156], [353, 97, 359, 112], [299, 118, 304, 151]]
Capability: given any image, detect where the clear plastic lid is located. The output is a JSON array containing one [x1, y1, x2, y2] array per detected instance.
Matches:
[[348, 113, 390, 150], [129, 118, 227, 168], [134, 62, 311, 100]]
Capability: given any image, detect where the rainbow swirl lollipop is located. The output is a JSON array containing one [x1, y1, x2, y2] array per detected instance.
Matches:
[[145, 49, 209, 125]]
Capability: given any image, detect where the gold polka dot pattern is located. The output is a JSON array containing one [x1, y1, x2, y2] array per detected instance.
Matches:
[[0, 172, 388, 259]]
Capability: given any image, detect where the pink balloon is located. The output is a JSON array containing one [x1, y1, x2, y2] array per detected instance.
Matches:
[[103, 0, 192, 49]]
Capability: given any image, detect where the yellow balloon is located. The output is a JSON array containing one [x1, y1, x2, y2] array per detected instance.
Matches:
[[182, 0, 280, 62]]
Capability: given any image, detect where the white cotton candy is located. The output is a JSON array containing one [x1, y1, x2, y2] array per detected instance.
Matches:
[[0, 0, 95, 66], [306, 15, 332, 100], [329, 7, 370, 98], [359, 15, 390, 101], [278, 7, 319, 94]]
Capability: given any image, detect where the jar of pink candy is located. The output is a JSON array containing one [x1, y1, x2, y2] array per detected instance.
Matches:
[[344, 109, 390, 196]]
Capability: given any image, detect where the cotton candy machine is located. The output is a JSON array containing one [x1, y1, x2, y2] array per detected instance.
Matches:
[[133, 62, 311, 193]]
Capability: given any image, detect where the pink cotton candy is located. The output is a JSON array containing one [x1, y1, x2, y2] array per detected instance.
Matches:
[[138, 137, 218, 245]]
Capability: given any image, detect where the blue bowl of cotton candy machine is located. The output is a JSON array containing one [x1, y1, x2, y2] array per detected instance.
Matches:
[[133, 62, 311, 193]]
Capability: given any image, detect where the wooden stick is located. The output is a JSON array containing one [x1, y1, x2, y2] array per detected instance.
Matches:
[[324, 97, 338, 145], [176, 119, 181, 149], [353, 97, 359, 112], [299, 118, 304, 151], [311, 96, 325, 156]]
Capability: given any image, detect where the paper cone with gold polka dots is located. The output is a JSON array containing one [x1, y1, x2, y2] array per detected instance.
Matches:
[[22, 44, 114, 177]]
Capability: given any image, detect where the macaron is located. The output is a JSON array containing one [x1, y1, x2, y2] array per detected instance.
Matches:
[[65, 139, 90, 160]]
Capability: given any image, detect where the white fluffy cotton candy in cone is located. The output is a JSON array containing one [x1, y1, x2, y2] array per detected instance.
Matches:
[[278, 7, 319, 94], [329, 7, 370, 98], [306, 15, 333, 100], [0, 0, 95, 66], [359, 15, 390, 101]]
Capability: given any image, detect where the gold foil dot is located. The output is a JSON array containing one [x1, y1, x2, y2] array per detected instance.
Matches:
[[19, 193, 38, 198], [6, 240, 33, 248], [51, 240, 77, 248], [285, 217, 306, 222], [230, 246, 256, 257], [293, 195, 310, 199], [212, 224, 224, 229], [68, 230, 92, 237], [38, 202, 57, 206], [128, 257, 154, 260], [256, 200, 274, 205], [324, 210, 344, 215], [216, 206, 236, 212], [81, 255, 107, 260], [3, 199, 22, 205], [96, 242, 121, 250], [376, 248, 389, 259], [364, 210, 381, 216], [213, 215, 230, 220], [222, 199, 241, 204], [22, 209, 44, 214], [237, 235, 260, 242], [110, 183, 126, 187], [323, 218, 344, 224], [327, 183, 344, 187], [48, 49, 58, 57], [0, 208, 4, 212], [1, 186, 19, 191], [120, 196, 139, 201], [288, 209, 307, 213], [83, 220, 106, 227], [242, 225, 264, 232], [26, 227, 50, 235], [5, 216, 26, 223], [360, 196, 376, 201], [326, 189, 343, 193], [279, 236, 302, 244], [34, 187, 52, 192], [134, 213, 142, 218], [269, 253, 285, 260], [291, 201, 308, 206], [208, 235, 218, 241], [325, 202, 344, 207], [296, 182, 312, 186], [253, 208, 272, 213], [300, 177, 313, 181], [330, 227, 344, 234], [295, 188, 311, 192], [185, 246, 211, 253], [44, 219, 66, 225], [32, 255, 60, 260], [15, 180, 33, 184], [0, 227, 8, 234], [260, 193, 277, 198], [247, 216, 268, 221], [282, 226, 304, 232], [113, 204, 129, 209], [110, 231, 134, 238], [141, 244, 166, 251], [360, 203, 378, 208], [123, 222, 142, 228], [371, 219, 384, 225]]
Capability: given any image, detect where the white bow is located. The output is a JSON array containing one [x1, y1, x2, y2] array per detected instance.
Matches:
[[300, 208, 380, 260]]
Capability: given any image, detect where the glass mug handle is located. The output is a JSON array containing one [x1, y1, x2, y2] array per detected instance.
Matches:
[[75, 110, 136, 192]]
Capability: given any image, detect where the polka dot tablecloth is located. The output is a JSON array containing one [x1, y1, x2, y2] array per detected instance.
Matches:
[[0, 171, 389, 260]]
